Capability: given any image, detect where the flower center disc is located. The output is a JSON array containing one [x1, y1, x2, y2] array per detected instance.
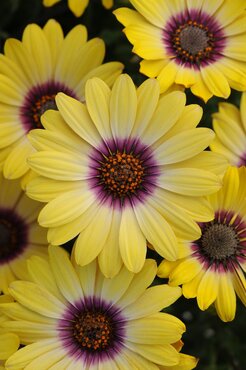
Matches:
[[99, 152, 144, 198], [172, 20, 215, 64], [20, 81, 77, 131], [201, 223, 238, 260], [180, 25, 209, 55], [73, 311, 113, 352], [0, 220, 13, 251], [31, 94, 57, 128], [0, 211, 27, 263]]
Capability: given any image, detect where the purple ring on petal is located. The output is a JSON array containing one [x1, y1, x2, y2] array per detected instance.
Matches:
[[237, 152, 246, 167], [87, 137, 160, 209], [0, 208, 28, 265], [58, 296, 126, 366], [163, 9, 227, 69], [20, 80, 77, 132]]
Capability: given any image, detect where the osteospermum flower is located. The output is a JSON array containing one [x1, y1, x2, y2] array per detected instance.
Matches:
[[0, 295, 19, 369], [0, 19, 123, 186], [0, 245, 198, 369], [26, 74, 227, 276], [0, 174, 48, 294], [114, 0, 246, 101], [43, 0, 113, 17], [210, 92, 246, 166], [158, 166, 246, 322]]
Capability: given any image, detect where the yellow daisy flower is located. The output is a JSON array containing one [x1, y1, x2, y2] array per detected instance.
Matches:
[[114, 0, 246, 101], [26, 74, 227, 276], [43, 0, 113, 17], [0, 174, 48, 294], [0, 295, 19, 369], [158, 166, 246, 322], [0, 19, 123, 185], [210, 92, 246, 166], [1, 245, 198, 369]]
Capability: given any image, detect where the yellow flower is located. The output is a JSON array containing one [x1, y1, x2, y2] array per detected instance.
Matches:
[[114, 0, 246, 101], [210, 92, 246, 166], [43, 0, 113, 17], [26, 74, 226, 276], [158, 166, 246, 322], [0, 174, 48, 294], [0, 19, 123, 186], [0, 245, 198, 369], [0, 295, 19, 369]]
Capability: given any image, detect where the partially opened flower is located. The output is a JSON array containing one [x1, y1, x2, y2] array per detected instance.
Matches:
[[114, 0, 246, 101], [0, 295, 19, 369], [43, 0, 113, 17], [1, 245, 197, 369], [0, 174, 48, 294], [0, 19, 123, 186], [26, 74, 226, 276], [158, 166, 246, 322], [210, 92, 246, 166]]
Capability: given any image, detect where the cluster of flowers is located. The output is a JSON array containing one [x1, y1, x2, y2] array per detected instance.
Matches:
[[0, 0, 245, 369]]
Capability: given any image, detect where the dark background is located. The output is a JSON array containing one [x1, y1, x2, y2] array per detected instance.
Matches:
[[0, 0, 244, 369]]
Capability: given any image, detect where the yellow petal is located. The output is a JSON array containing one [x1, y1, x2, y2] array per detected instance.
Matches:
[[74, 203, 113, 266], [38, 188, 94, 227], [98, 209, 123, 278], [159, 168, 221, 196], [68, 0, 89, 17], [8, 281, 66, 318], [197, 268, 219, 310], [110, 74, 137, 139], [201, 64, 230, 99], [0, 333, 19, 360], [123, 285, 181, 319], [119, 207, 147, 273], [169, 258, 203, 286], [142, 91, 186, 145], [154, 128, 214, 165], [125, 342, 179, 366], [22, 24, 52, 81], [117, 259, 157, 308], [48, 245, 83, 304], [134, 201, 178, 261], [4, 137, 34, 180], [126, 312, 185, 344], [85, 78, 111, 141], [215, 272, 236, 322]]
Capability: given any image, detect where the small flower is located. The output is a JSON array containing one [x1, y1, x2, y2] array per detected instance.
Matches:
[[210, 92, 246, 166], [43, 0, 113, 17], [114, 0, 246, 101], [0, 174, 48, 294], [0, 19, 123, 185], [158, 166, 246, 322], [1, 245, 197, 369], [26, 74, 226, 276]]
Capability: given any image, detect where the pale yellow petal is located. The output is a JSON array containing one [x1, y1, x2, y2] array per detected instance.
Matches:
[[8, 281, 66, 318], [49, 245, 83, 303], [98, 210, 123, 278], [85, 78, 111, 141], [134, 201, 178, 261], [110, 74, 137, 139], [117, 259, 157, 308], [123, 285, 181, 319], [38, 188, 94, 227], [74, 203, 113, 266]]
